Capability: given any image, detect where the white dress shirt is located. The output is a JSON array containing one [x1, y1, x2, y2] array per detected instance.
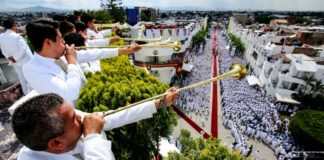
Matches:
[[22, 48, 118, 106], [0, 29, 33, 94], [17, 101, 157, 160], [79, 39, 110, 73], [0, 29, 33, 66], [86, 28, 112, 39]]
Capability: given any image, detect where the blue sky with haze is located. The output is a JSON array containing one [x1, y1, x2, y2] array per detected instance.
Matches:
[[1, 0, 323, 11]]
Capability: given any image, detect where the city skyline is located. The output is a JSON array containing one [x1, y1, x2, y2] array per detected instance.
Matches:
[[1, 0, 324, 11]]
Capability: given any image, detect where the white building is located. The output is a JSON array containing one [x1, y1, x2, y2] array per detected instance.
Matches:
[[130, 18, 205, 84], [228, 17, 324, 104]]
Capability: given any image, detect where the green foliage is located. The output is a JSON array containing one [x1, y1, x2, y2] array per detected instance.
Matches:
[[140, 9, 152, 21], [160, 13, 168, 19], [290, 17, 312, 25], [100, 0, 125, 23], [81, 10, 113, 24], [228, 33, 245, 55], [192, 29, 208, 48], [255, 15, 275, 24], [289, 110, 324, 150], [166, 130, 249, 160], [77, 56, 177, 159], [25, 36, 34, 52], [225, 24, 229, 32]]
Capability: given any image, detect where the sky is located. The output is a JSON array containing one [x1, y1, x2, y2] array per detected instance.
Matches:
[[1, 0, 324, 11]]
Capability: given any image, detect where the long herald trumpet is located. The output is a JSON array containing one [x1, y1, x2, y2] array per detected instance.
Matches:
[[75, 40, 182, 52], [95, 23, 146, 30], [102, 63, 247, 117], [87, 36, 163, 43]]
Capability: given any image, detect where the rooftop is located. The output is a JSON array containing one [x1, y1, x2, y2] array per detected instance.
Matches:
[[292, 59, 318, 72], [264, 42, 277, 51], [285, 54, 314, 61]]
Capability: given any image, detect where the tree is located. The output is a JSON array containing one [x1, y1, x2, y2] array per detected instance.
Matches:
[[140, 9, 152, 21], [82, 10, 112, 24], [160, 13, 168, 19], [77, 56, 177, 159], [100, 0, 125, 23], [228, 33, 245, 56], [192, 29, 208, 51], [166, 130, 248, 160], [255, 15, 275, 24], [289, 110, 324, 150]]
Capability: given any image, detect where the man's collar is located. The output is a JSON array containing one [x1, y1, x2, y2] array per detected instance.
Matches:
[[5, 29, 15, 33], [34, 52, 57, 62]]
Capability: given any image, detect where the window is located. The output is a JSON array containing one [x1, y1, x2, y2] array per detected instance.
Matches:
[[148, 56, 159, 63], [281, 81, 290, 89], [151, 70, 160, 77], [289, 83, 299, 91]]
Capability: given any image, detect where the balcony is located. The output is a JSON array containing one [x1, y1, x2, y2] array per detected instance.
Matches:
[[134, 60, 182, 68]]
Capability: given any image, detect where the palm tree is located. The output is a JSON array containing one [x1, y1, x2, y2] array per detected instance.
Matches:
[[312, 79, 324, 94], [301, 75, 317, 91]]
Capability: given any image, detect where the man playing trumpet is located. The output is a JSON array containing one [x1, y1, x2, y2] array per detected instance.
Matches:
[[12, 88, 179, 160], [23, 19, 140, 107], [81, 14, 117, 40]]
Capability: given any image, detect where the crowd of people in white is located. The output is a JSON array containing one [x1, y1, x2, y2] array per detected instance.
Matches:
[[172, 27, 299, 159], [218, 29, 296, 159], [175, 31, 214, 123]]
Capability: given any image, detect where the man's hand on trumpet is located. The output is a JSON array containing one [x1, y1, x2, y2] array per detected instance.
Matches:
[[64, 44, 77, 65], [111, 26, 119, 33], [155, 87, 179, 110], [109, 37, 121, 44], [118, 44, 141, 56]]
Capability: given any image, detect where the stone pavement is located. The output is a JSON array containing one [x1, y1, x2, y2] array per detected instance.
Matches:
[[0, 104, 21, 160]]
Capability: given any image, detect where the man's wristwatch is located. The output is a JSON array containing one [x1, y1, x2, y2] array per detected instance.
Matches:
[[160, 97, 167, 112]]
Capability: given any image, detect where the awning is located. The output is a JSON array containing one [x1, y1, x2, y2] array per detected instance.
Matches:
[[246, 75, 262, 87], [275, 93, 301, 104], [182, 63, 193, 72]]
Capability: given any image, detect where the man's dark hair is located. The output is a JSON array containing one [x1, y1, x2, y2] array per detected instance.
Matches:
[[66, 14, 77, 24], [74, 11, 82, 17], [26, 19, 59, 51], [12, 93, 65, 151], [74, 22, 87, 33], [2, 18, 15, 29], [81, 14, 93, 26], [59, 21, 75, 36], [52, 14, 66, 22], [64, 32, 85, 47]]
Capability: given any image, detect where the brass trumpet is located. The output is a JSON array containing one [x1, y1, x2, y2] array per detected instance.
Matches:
[[87, 36, 163, 43], [75, 41, 182, 52], [95, 23, 146, 30], [102, 63, 247, 117]]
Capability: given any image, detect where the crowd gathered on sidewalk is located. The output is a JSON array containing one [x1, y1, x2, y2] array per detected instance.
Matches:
[[218, 29, 297, 159], [175, 31, 214, 122]]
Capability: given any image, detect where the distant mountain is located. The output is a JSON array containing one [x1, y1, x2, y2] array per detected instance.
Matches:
[[0, 6, 71, 12]]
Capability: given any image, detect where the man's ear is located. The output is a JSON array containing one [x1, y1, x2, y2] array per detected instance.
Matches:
[[43, 38, 51, 49], [47, 137, 65, 152]]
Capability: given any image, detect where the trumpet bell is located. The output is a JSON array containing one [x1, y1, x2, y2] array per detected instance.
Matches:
[[230, 63, 247, 80], [173, 41, 182, 52]]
